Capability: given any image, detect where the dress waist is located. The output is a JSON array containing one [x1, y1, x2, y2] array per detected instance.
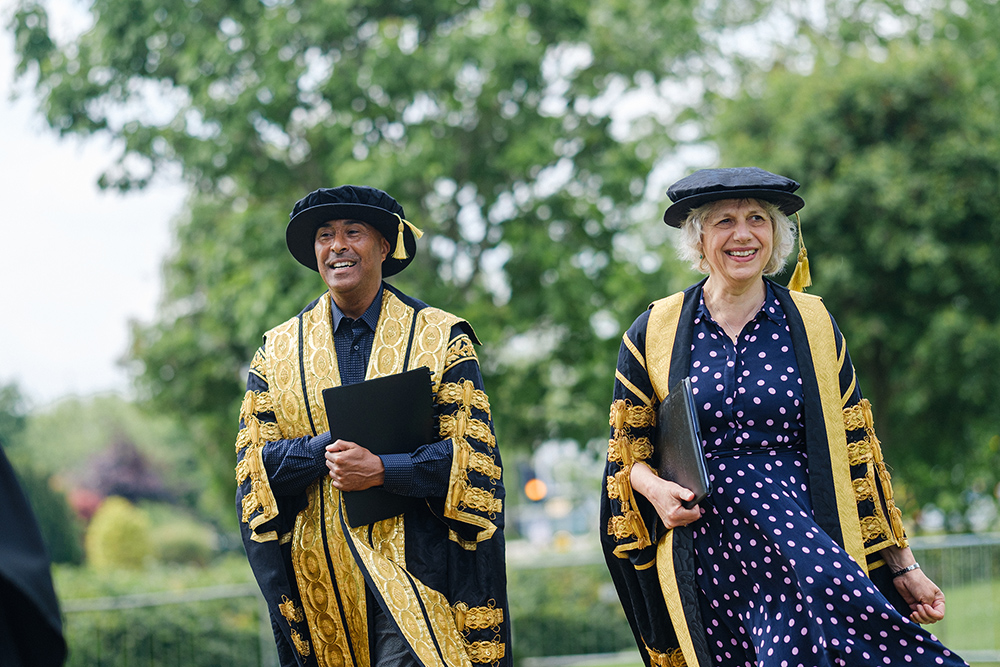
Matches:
[[704, 442, 804, 460]]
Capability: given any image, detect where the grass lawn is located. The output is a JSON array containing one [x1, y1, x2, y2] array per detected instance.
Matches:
[[522, 578, 1000, 667]]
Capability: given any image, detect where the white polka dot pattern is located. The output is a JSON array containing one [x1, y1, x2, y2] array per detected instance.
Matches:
[[686, 287, 967, 666]]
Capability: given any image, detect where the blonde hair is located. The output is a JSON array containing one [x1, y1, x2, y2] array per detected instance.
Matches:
[[675, 198, 797, 275]]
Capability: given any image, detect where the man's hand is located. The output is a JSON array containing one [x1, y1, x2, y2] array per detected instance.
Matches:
[[325, 440, 385, 491]]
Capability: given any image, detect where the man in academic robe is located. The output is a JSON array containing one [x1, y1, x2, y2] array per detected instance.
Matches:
[[236, 185, 509, 667]]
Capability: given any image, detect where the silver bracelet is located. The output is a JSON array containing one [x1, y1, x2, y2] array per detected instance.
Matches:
[[892, 562, 920, 578]]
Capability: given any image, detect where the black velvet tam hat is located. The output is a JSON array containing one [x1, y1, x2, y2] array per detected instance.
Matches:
[[662, 167, 805, 228], [285, 185, 422, 276]]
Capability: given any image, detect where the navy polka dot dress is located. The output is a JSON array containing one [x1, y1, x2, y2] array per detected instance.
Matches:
[[687, 284, 966, 667]]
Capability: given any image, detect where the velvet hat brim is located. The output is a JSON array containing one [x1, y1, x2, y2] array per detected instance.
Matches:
[[662, 167, 805, 228], [285, 187, 417, 277]]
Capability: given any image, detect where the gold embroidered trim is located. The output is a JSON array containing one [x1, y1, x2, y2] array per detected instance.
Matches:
[[634, 558, 656, 571], [235, 387, 281, 534], [250, 530, 278, 543], [278, 531, 292, 545], [622, 331, 646, 369], [860, 516, 885, 543], [453, 601, 503, 631], [607, 435, 653, 465], [444, 334, 478, 374], [843, 399, 874, 432], [437, 380, 492, 417], [843, 397, 908, 548], [647, 645, 687, 667], [440, 414, 497, 450], [469, 451, 502, 480], [465, 638, 505, 664], [449, 529, 480, 551], [455, 482, 503, 515], [616, 369, 653, 408], [846, 437, 874, 466], [853, 477, 874, 501], [279, 595, 305, 623], [606, 475, 622, 501], [608, 511, 646, 541], [610, 399, 657, 430], [291, 629, 311, 657]]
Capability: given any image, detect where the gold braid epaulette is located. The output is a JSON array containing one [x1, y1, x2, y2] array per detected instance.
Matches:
[[646, 645, 687, 667]]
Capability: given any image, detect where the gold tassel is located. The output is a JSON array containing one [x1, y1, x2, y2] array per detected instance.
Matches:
[[391, 214, 423, 260], [787, 212, 812, 292]]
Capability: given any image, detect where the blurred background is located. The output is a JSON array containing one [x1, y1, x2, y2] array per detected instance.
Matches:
[[2, 0, 999, 664]]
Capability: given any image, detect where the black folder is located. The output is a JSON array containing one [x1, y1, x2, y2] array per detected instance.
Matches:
[[322, 367, 435, 527], [653, 377, 711, 509]]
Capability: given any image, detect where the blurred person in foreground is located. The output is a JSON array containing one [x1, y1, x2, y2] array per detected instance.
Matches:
[[0, 445, 67, 666], [235, 186, 508, 667], [600, 167, 967, 667]]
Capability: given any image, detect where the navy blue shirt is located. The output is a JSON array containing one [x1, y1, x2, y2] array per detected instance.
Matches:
[[688, 282, 806, 459], [331, 286, 382, 386], [262, 285, 452, 497]]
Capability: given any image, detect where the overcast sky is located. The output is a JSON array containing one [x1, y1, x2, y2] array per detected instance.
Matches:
[[0, 24, 187, 408]]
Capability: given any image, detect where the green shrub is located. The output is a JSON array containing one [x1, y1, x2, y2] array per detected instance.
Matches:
[[154, 516, 218, 567], [11, 464, 83, 564], [85, 496, 152, 569], [508, 562, 635, 659]]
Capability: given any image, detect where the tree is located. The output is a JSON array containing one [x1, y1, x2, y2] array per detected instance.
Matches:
[[709, 9, 1000, 524], [9, 0, 941, 505]]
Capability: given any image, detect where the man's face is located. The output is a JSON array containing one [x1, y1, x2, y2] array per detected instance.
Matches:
[[314, 219, 390, 305]]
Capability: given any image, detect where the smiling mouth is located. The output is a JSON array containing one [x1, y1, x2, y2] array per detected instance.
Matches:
[[330, 260, 357, 269], [727, 249, 757, 258]]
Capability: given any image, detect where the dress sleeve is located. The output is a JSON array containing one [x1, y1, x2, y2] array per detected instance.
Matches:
[[429, 324, 505, 545], [833, 315, 909, 556], [603, 310, 661, 557], [235, 345, 329, 543]]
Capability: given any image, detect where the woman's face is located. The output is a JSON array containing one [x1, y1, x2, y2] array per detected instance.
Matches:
[[699, 198, 774, 290]]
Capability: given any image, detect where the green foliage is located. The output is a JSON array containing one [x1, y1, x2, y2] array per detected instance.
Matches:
[[56, 557, 265, 667], [10, 0, 993, 518], [508, 563, 633, 657], [19, 394, 227, 523], [711, 15, 1000, 521], [0, 382, 84, 563], [145, 503, 220, 567], [86, 496, 153, 569], [13, 465, 84, 564], [0, 382, 27, 450]]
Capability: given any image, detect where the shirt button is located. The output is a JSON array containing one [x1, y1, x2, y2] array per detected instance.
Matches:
[[353, 345, 360, 350]]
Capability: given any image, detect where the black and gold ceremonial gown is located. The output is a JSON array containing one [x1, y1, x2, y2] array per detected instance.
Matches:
[[236, 284, 509, 667], [600, 279, 911, 667]]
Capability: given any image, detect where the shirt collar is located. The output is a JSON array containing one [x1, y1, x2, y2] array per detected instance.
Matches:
[[695, 280, 785, 326], [330, 284, 384, 333]]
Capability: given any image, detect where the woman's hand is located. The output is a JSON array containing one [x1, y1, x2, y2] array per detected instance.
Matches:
[[893, 569, 946, 624], [881, 544, 946, 624], [630, 461, 702, 529]]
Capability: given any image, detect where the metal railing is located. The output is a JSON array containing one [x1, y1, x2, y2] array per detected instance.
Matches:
[[60, 533, 1000, 666]]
